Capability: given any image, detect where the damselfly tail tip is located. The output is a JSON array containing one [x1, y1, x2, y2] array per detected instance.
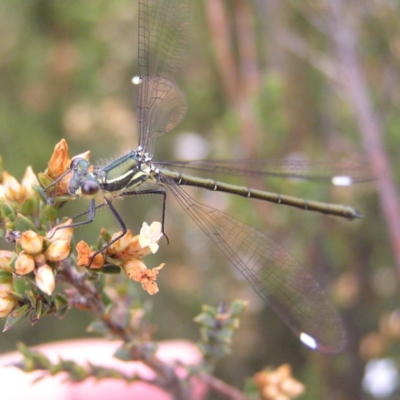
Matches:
[[354, 209, 364, 219]]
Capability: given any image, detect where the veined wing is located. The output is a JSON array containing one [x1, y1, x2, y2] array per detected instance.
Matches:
[[137, 0, 189, 157], [160, 173, 346, 353], [155, 159, 373, 185]]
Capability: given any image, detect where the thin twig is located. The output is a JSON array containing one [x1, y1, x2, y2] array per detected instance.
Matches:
[[200, 372, 249, 400], [58, 261, 189, 400]]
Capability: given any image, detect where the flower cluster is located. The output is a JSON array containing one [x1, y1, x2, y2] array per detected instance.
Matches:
[[0, 165, 40, 234], [77, 222, 164, 295], [0, 220, 74, 318], [254, 364, 305, 400], [18, 221, 71, 291], [0, 157, 73, 317], [1, 167, 38, 207]]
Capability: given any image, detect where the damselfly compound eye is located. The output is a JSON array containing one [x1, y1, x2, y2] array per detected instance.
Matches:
[[81, 180, 100, 197]]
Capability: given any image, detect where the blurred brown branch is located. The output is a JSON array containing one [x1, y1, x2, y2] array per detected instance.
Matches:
[[275, 0, 400, 277], [204, 0, 262, 158], [326, 0, 400, 276]]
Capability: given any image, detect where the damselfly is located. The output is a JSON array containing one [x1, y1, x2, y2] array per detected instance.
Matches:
[[48, 0, 371, 353]]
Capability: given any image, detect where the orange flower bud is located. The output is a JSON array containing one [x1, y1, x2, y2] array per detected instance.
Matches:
[[2, 171, 23, 203], [0, 296, 17, 318], [44, 239, 71, 261], [19, 231, 43, 254], [254, 364, 305, 400], [21, 166, 39, 199], [45, 140, 91, 196], [35, 265, 55, 295], [15, 252, 35, 275], [0, 282, 13, 298], [47, 219, 73, 243], [47, 139, 71, 180], [0, 250, 15, 271]]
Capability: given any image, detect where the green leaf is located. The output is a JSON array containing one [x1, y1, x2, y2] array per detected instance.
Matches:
[[31, 184, 47, 203], [59, 359, 88, 381], [53, 294, 68, 309], [25, 290, 37, 308], [86, 319, 111, 335], [4, 304, 30, 331], [101, 291, 112, 307], [14, 213, 37, 233], [13, 276, 32, 295], [93, 273, 105, 292], [99, 264, 121, 274], [21, 197, 38, 215], [42, 205, 59, 221], [1, 202, 15, 222], [201, 304, 217, 315], [229, 300, 248, 316], [30, 299, 43, 324], [214, 327, 234, 343], [113, 345, 134, 362], [7, 290, 25, 303], [55, 303, 70, 319], [37, 173, 53, 189], [194, 312, 215, 328], [0, 269, 13, 283]]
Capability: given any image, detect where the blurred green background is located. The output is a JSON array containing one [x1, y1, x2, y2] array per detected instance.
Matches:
[[1, 0, 399, 399]]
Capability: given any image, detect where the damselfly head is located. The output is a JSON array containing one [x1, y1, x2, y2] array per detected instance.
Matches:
[[68, 157, 92, 195]]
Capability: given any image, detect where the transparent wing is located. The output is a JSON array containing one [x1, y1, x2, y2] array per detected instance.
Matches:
[[160, 173, 346, 353], [155, 159, 373, 185], [137, 0, 189, 157]]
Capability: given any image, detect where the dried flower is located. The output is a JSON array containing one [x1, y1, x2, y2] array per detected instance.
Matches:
[[76, 222, 165, 294], [112, 234, 152, 260], [15, 252, 35, 275], [19, 231, 43, 254], [139, 222, 163, 253], [35, 265, 55, 295], [123, 259, 164, 295], [76, 240, 104, 269], [254, 364, 305, 400], [106, 230, 133, 255]]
